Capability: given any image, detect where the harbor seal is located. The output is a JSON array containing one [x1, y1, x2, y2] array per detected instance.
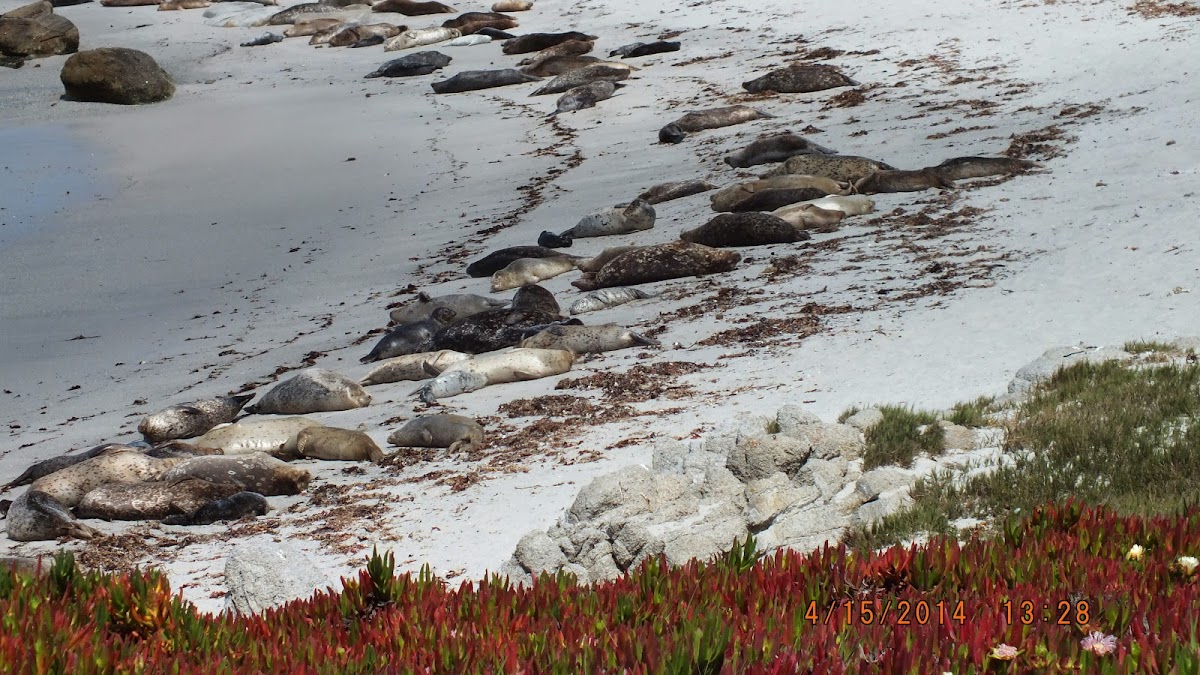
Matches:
[[680, 212, 810, 248], [573, 241, 741, 291], [327, 23, 403, 47], [191, 416, 320, 455], [389, 292, 507, 324], [742, 64, 858, 94], [762, 154, 896, 183], [610, 41, 680, 58], [29, 448, 184, 508], [138, 393, 255, 444], [928, 156, 1039, 181], [503, 31, 595, 54], [660, 106, 775, 143], [636, 178, 717, 205], [491, 0, 530, 10], [467, 246, 569, 277], [769, 203, 845, 233], [445, 34, 491, 46], [159, 0, 211, 9], [268, 3, 346, 25], [160, 453, 311, 496], [519, 54, 601, 77], [6, 491, 101, 542], [431, 68, 540, 93], [557, 199, 655, 241], [243, 33, 284, 46], [723, 132, 837, 169], [568, 287, 655, 315], [370, 0, 455, 14], [773, 194, 875, 217], [427, 307, 563, 354], [283, 426, 384, 462], [162, 492, 270, 526], [360, 350, 472, 385], [710, 175, 850, 212], [577, 245, 643, 273], [431, 347, 575, 385], [520, 324, 659, 354], [475, 26, 514, 39], [386, 414, 484, 453], [3, 443, 126, 491], [411, 370, 488, 403], [491, 257, 579, 291], [530, 63, 633, 96], [384, 26, 460, 51], [854, 169, 954, 194], [361, 307, 457, 363], [517, 38, 593, 65], [246, 368, 371, 414], [283, 17, 342, 37], [73, 479, 241, 521], [511, 283, 561, 314], [549, 80, 620, 115], [100, 0, 159, 6], [366, 50, 451, 78], [441, 11, 517, 35]]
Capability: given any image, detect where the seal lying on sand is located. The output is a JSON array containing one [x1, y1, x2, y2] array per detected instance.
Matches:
[[268, 2, 346, 25], [854, 169, 954, 194], [502, 31, 596, 54], [517, 38, 593, 66], [389, 292, 507, 324], [370, 0, 455, 14], [549, 80, 620, 115], [387, 414, 484, 453], [361, 307, 457, 363], [384, 26, 459, 51], [431, 69, 540, 93], [742, 64, 858, 94], [426, 284, 563, 354], [773, 194, 875, 217], [710, 175, 850, 212], [327, 23, 403, 47], [30, 448, 184, 508], [520, 54, 602, 77], [723, 132, 837, 169], [6, 491, 101, 542], [569, 287, 655, 315], [610, 41, 679, 58], [547, 199, 655, 246], [411, 370, 488, 402], [428, 347, 575, 385], [680, 212, 811, 248], [138, 394, 255, 444], [659, 105, 774, 143], [769, 203, 845, 232], [573, 241, 741, 291], [928, 156, 1039, 181], [637, 179, 717, 205], [74, 479, 241, 521], [191, 416, 319, 454], [163, 492, 270, 526], [283, 17, 342, 37], [577, 245, 642, 273], [247, 368, 371, 414], [531, 63, 633, 96], [360, 350, 472, 385], [466, 246, 569, 277], [491, 0, 530, 11], [3, 443, 126, 491], [491, 257, 579, 291], [441, 11, 517, 35], [520, 324, 659, 354], [366, 51, 451, 78], [282, 426, 383, 462], [762, 154, 895, 183], [161, 453, 311, 496]]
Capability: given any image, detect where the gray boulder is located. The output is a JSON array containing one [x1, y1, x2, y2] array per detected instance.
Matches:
[[778, 422, 863, 461], [725, 434, 812, 481], [1008, 345, 1132, 396], [842, 407, 883, 432], [224, 538, 335, 615], [61, 48, 175, 105], [0, 11, 78, 58]]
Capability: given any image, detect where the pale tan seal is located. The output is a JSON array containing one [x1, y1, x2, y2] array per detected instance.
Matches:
[[74, 479, 242, 521], [680, 212, 811, 248], [491, 0, 530, 10], [637, 179, 718, 205], [761, 155, 895, 183], [29, 448, 184, 508], [327, 23, 403, 47], [138, 393, 255, 444], [283, 17, 343, 37], [660, 106, 774, 143], [160, 453, 311, 496], [773, 194, 875, 217], [191, 416, 321, 454], [158, 0, 211, 10], [281, 426, 384, 462], [519, 324, 660, 354], [386, 414, 484, 453], [6, 491, 101, 542], [519, 54, 602, 77], [577, 245, 643, 274], [432, 347, 575, 385], [854, 169, 954, 194], [360, 350, 472, 385], [709, 175, 850, 212], [769, 203, 845, 232], [246, 368, 371, 415], [384, 26, 460, 51], [491, 256, 579, 291], [516, 39, 594, 67], [572, 241, 741, 291]]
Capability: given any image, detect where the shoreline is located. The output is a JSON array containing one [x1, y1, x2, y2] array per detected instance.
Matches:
[[1, 0, 1198, 614]]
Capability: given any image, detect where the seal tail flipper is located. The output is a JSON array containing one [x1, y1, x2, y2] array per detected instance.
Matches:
[[231, 393, 256, 407], [1, 469, 36, 492], [545, 109, 560, 119], [629, 332, 661, 348], [421, 361, 445, 377], [66, 521, 102, 540]]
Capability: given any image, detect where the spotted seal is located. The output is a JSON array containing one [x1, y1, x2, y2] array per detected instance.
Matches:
[[6, 491, 101, 542], [854, 169, 954, 194], [384, 26, 460, 51], [549, 80, 620, 115], [191, 416, 320, 455], [531, 63, 633, 96], [361, 307, 457, 363], [160, 453, 311, 496], [246, 368, 371, 414], [162, 492, 270, 526], [491, 257, 579, 291], [519, 54, 602, 77], [360, 350, 472, 386], [742, 64, 858, 94], [389, 292, 507, 324], [723, 132, 837, 168], [569, 286, 655, 315], [502, 31, 596, 54], [710, 175, 850, 212], [519, 324, 659, 354], [762, 154, 895, 183], [680, 212, 810, 248], [769, 203, 845, 232], [74, 479, 242, 521], [928, 156, 1039, 181], [573, 241, 741, 291], [636, 178, 717, 205], [138, 393, 255, 444], [3, 443, 126, 491], [659, 105, 774, 143], [29, 448, 184, 508]]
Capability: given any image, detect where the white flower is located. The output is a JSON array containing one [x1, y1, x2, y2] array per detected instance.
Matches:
[[1178, 556, 1199, 575], [1080, 631, 1117, 656], [1126, 544, 1145, 561]]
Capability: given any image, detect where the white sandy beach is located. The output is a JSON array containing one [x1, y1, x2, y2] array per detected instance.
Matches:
[[1, 0, 1198, 612]]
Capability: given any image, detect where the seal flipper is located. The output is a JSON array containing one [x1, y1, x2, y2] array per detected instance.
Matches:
[[629, 331, 661, 348], [65, 521, 102, 540], [421, 361, 445, 377], [537, 230, 573, 248]]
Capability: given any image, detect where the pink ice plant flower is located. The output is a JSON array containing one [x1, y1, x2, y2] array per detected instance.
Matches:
[[989, 644, 1019, 660], [1080, 631, 1117, 656]]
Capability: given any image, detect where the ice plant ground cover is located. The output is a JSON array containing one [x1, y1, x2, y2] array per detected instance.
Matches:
[[2, 501, 1198, 673]]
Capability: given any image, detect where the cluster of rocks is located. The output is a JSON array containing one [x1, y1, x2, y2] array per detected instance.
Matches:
[[499, 404, 996, 586], [1, 0, 173, 104]]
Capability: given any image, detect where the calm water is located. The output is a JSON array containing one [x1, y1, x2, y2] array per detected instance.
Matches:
[[0, 124, 111, 249]]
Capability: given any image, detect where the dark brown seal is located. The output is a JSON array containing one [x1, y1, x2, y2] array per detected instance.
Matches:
[[572, 241, 741, 291], [854, 169, 954, 194], [928, 156, 1040, 181], [502, 31, 596, 55], [163, 492, 269, 526], [441, 11, 517, 35], [466, 246, 570, 277], [680, 213, 810, 248], [73, 479, 242, 521], [637, 178, 718, 205], [723, 132, 836, 168], [371, 0, 456, 14], [427, 284, 562, 354]]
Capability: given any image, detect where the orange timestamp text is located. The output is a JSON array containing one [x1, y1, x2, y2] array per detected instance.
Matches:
[[803, 599, 968, 626]]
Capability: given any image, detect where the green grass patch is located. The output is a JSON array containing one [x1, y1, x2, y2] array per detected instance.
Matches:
[[1122, 339, 1177, 354], [862, 405, 944, 469], [946, 395, 996, 428], [836, 405, 861, 424]]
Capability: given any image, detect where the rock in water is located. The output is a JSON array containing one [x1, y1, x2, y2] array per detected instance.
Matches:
[[0, 11, 78, 58], [60, 48, 174, 104]]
